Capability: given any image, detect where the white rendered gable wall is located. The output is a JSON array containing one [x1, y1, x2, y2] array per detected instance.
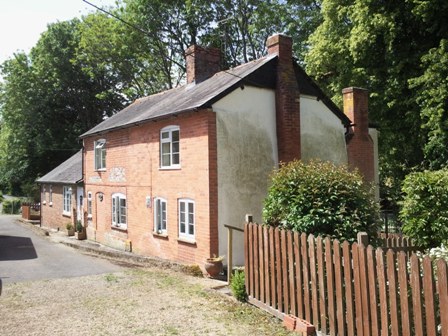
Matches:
[[213, 88, 348, 265]]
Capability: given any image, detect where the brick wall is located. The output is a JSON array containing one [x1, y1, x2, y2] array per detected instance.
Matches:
[[267, 34, 301, 163], [343, 87, 375, 184], [83, 109, 218, 266], [40, 183, 77, 231]]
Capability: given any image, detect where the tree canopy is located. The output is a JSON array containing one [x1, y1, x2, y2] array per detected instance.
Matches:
[[0, 0, 447, 205]]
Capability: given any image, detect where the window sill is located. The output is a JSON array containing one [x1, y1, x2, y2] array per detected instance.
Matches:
[[49, 202, 53, 207], [62, 212, 71, 217], [177, 237, 196, 245], [153, 232, 168, 239], [111, 225, 127, 232], [159, 166, 181, 171], [95, 169, 106, 172]]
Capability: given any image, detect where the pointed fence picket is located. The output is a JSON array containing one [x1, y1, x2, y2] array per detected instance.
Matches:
[[244, 222, 448, 336]]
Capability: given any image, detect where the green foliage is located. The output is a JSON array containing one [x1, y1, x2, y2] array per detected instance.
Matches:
[[263, 160, 380, 242], [305, 0, 448, 208], [409, 39, 448, 170], [2, 198, 22, 214], [76, 220, 83, 233], [399, 169, 448, 249], [230, 269, 247, 302]]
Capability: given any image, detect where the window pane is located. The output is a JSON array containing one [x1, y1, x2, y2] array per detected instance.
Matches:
[[172, 142, 179, 154], [172, 130, 179, 142], [161, 131, 170, 139], [172, 153, 180, 165], [188, 203, 194, 214], [162, 142, 170, 154], [162, 154, 170, 166], [180, 223, 185, 233], [189, 223, 194, 235]]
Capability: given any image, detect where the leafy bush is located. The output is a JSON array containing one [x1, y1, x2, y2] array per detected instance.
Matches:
[[399, 169, 448, 249], [1, 198, 22, 214], [263, 160, 380, 242], [230, 269, 247, 302]]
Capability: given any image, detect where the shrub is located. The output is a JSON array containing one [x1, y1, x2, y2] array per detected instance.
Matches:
[[230, 269, 247, 302], [399, 169, 448, 249], [2, 198, 22, 214], [263, 160, 380, 242]]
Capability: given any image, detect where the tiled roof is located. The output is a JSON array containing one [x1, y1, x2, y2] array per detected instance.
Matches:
[[81, 54, 350, 138], [36, 150, 82, 184]]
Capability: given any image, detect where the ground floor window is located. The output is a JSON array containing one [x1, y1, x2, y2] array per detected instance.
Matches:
[[87, 192, 92, 218], [112, 193, 127, 229], [179, 199, 194, 240], [154, 198, 167, 234], [63, 186, 72, 216]]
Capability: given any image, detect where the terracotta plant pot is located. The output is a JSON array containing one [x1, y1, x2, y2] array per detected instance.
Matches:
[[204, 258, 223, 277]]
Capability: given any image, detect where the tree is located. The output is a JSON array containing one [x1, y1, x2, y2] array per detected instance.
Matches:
[[0, 18, 126, 194], [304, 0, 448, 206]]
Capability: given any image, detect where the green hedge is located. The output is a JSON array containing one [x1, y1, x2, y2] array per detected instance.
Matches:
[[263, 160, 380, 242], [2, 199, 22, 214], [400, 169, 448, 249]]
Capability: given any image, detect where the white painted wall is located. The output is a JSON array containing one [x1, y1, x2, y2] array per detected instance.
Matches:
[[300, 95, 348, 165], [369, 128, 380, 201], [213, 86, 277, 266], [213, 90, 350, 266]]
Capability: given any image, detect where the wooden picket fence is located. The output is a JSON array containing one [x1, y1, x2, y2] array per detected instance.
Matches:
[[244, 222, 448, 336]]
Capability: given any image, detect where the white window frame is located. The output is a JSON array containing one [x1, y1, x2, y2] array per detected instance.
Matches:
[[94, 139, 106, 171], [178, 199, 195, 240], [154, 198, 167, 234], [63, 186, 72, 216], [42, 185, 47, 205], [111, 193, 127, 229], [160, 126, 180, 169], [87, 192, 92, 218], [49, 185, 53, 206]]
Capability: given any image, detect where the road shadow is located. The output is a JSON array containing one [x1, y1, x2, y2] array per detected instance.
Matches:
[[0, 235, 38, 261]]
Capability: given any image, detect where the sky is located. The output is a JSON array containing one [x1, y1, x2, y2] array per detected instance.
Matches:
[[0, 0, 118, 64]]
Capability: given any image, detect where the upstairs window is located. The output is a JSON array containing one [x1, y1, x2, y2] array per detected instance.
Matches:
[[63, 186, 72, 216], [112, 193, 127, 229], [94, 139, 106, 170], [49, 185, 53, 205], [160, 126, 180, 168], [154, 198, 167, 234]]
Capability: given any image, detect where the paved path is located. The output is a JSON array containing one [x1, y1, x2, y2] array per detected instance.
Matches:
[[0, 215, 121, 284]]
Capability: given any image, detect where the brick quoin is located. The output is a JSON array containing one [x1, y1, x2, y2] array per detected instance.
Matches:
[[83, 109, 217, 266], [267, 34, 301, 163], [343, 87, 375, 184]]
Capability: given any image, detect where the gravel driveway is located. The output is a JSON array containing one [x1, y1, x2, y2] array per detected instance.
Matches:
[[0, 261, 294, 336]]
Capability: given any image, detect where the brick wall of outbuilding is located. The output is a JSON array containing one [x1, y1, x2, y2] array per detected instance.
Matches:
[[40, 183, 77, 232]]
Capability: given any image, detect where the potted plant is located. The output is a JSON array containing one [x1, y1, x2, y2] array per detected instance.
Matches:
[[75, 220, 86, 240], [66, 223, 75, 236], [204, 255, 224, 277]]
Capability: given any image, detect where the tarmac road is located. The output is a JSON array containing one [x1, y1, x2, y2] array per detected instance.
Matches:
[[0, 215, 121, 284]]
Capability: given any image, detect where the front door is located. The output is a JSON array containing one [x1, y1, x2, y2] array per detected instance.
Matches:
[[77, 186, 84, 224]]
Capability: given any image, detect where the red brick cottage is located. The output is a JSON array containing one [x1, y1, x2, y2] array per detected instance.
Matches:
[[37, 150, 84, 231], [76, 34, 378, 268]]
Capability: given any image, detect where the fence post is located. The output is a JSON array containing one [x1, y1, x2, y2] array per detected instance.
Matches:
[[227, 225, 233, 284], [358, 232, 369, 246]]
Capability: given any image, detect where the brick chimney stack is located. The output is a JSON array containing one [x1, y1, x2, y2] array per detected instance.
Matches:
[[185, 45, 221, 84], [343, 87, 375, 183], [267, 34, 301, 163]]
